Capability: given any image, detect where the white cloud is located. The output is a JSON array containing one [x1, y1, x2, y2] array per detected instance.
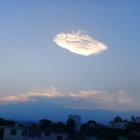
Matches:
[[54, 30, 108, 56]]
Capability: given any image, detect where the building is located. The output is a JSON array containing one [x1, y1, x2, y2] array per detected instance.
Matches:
[[109, 116, 128, 129], [0, 125, 68, 140], [131, 116, 140, 123], [131, 116, 136, 123], [68, 115, 81, 131], [136, 117, 140, 123]]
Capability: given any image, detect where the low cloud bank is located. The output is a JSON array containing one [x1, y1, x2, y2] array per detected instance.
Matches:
[[0, 88, 136, 111]]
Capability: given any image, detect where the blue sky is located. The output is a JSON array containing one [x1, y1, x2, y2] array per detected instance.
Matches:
[[0, 0, 140, 112]]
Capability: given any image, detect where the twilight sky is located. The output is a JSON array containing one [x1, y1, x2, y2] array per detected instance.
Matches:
[[0, 0, 140, 111]]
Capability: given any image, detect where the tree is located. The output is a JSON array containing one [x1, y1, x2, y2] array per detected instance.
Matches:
[[0, 118, 15, 126], [53, 122, 66, 130], [66, 119, 76, 138], [87, 120, 96, 128], [39, 119, 52, 129], [66, 119, 75, 131], [80, 123, 88, 132]]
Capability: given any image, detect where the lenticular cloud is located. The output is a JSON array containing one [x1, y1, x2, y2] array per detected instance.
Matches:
[[54, 31, 108, 56]]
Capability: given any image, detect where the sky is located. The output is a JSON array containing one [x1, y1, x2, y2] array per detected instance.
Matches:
[[0, 0, 140, 113]]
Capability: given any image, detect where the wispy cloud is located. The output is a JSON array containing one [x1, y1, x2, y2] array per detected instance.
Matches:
[[0, 88, 136, 111], [54, 30, 108, 56], [69, 90, 132, 110], [0, 87, 64, 104], [0, 95, 30, 104], [69, 90, 131, 103], [69, 90, 111, 102]]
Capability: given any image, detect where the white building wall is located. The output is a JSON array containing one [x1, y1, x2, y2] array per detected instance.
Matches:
[[136, 117, 140, 123], [49, 133, 68, 140], [2, 127, 68, 140], [3, 127, 27, 140], [109, 121, 128, 129]]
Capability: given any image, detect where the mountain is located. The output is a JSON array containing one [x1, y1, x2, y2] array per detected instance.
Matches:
[[0, 102, 140, 124]]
